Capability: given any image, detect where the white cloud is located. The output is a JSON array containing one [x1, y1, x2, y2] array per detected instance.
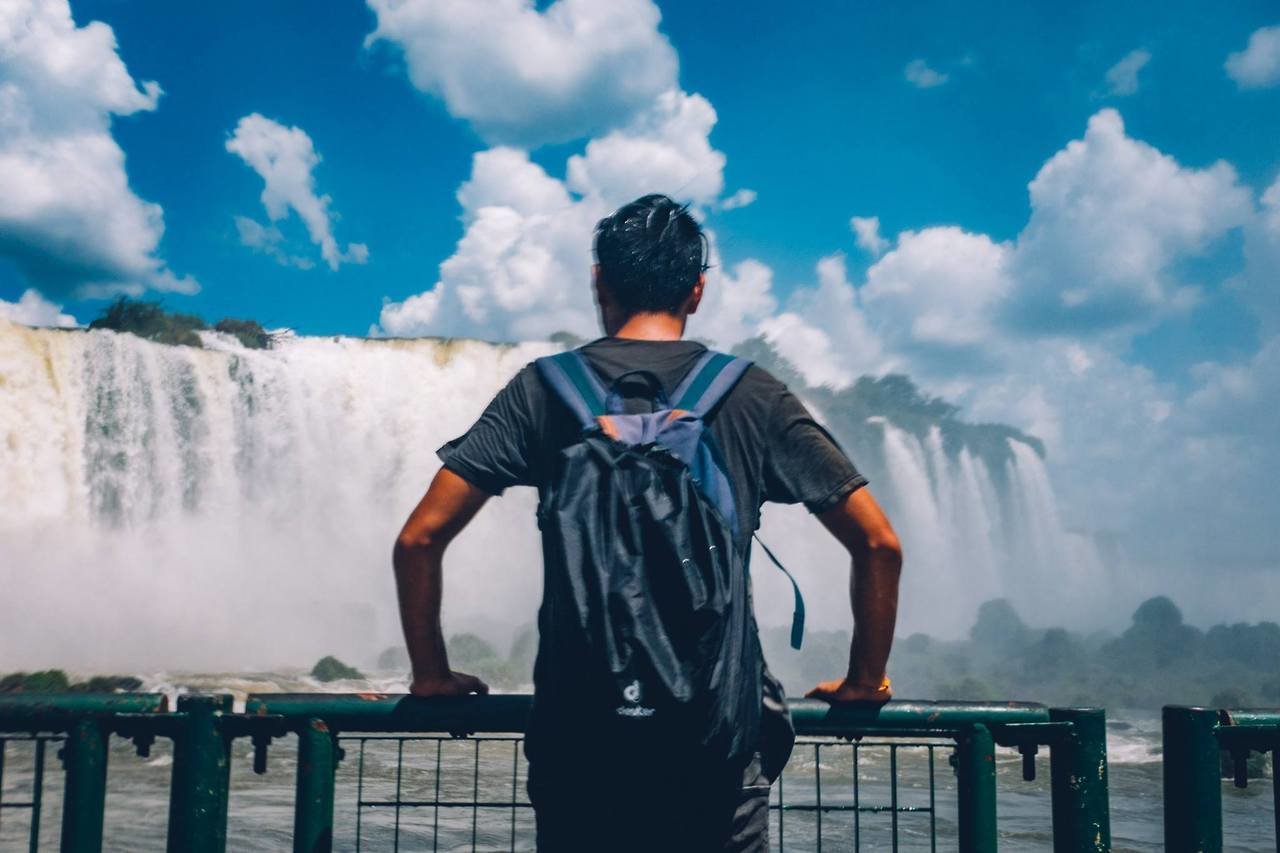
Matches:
[[375, 148, 602, 340], [565, 90, 725, 207], [0, 289, 78, 327], [1009, 109, 1251, 333], [0, 0, 194, 299], [864, 227, 1011, 357], [689, 258, 776, 346], [1104, 49, 1151, 96], [227, 114, 368, 271], [850, 215, 889, 256], [904, 58, 948, 88], [1225, 25, 1280, 89], [718, 188, 757, 211], [365, 0, 679, 146], [375, 86, 732, 340], [1237, 174, 1280, 333], [233, 216, 316, 270]]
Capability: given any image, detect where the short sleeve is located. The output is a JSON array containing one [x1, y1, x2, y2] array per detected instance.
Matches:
[[762, 384, 867, 513], [437, 368, 538, 496]]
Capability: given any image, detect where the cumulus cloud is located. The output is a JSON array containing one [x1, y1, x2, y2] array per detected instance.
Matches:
[[0, 0, 194, 299], [850, 215, 889, 256], [1104, 49, 1151, 96], [376, 147, 601, 340], [0, 289, 78, 327], [227, 114, 368, 271], [904, 59, 948, 88], [375, 88, 733, 339], [689, 258, 776, 347], [365, 0, 679, 147], [1237, 174, 1280, 333], [1225, 25, 1280, 89], [565, 90, 725, 207], [1009, 109, 1251, 333]]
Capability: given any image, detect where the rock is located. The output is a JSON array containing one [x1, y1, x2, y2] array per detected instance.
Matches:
[[310, 656, 363, 682]]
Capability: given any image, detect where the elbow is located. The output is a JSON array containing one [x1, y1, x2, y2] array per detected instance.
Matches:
[[393, 527, 443, 568], [868, 530, 903, 576]]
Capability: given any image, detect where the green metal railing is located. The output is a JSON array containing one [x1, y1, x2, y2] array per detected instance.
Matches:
[[1, 693, 1111, 851], [1162, 705, 1279, 852]]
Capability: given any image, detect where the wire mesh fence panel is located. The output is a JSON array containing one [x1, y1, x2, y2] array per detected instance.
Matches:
[[335, 734, 984, 852], [339, 734, 535, 852], [0, 735, 63, 853], [772, 739, 951, 852]]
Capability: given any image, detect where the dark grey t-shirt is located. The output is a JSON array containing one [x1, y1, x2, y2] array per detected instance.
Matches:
[[438, 336, 867, 778], [439, 336, 867, 556]]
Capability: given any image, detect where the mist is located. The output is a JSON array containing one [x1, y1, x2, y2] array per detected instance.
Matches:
[[0, 320, 1271, 672]]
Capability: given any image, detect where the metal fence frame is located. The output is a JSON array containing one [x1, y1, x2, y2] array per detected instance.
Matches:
[[1162, 705, 1280, 852], [1, 693, 1111, 852]]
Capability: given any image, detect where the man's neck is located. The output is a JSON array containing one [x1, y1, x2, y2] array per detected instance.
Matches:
[[609, 311, 686, 342]]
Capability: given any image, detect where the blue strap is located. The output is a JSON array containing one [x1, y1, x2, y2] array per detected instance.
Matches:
[[753, 535, 805, 650], [672, 351, 752, 417], [534, 351, 606, 429]]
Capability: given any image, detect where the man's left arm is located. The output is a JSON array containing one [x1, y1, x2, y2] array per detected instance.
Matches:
[[394, 467, 493, 697]]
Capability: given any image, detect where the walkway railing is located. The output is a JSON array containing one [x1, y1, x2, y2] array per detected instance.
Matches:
[[1162, 705, 1280, 852], [0, 693, 1111, 851]]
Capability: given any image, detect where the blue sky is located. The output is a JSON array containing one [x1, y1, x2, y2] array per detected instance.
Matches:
[[2, 0, 1280, 567]]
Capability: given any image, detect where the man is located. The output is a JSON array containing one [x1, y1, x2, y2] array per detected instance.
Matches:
[[394, 194, 903, 851]]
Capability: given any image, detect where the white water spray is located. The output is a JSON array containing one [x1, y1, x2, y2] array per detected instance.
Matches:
[[0, 322, 1108, 669]]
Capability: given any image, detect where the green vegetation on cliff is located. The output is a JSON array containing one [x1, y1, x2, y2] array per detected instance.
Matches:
[[759, 595, 1280, 709], [89, 297, 275, 349], [0, 670, 143, 693]]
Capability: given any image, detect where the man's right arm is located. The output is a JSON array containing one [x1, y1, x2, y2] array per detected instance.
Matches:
[[806, 487, 903, 704]]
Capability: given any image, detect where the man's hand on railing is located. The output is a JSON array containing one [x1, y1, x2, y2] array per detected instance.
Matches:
[[805, 675, 893, 705], [410, 671, 491, 698]]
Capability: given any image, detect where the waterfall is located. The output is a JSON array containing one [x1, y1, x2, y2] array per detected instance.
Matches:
[[0, 321, 1107, 669]]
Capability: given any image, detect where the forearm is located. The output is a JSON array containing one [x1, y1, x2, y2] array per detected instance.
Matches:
[[394, 541, 450, 682], [846, 543, 902, 685]]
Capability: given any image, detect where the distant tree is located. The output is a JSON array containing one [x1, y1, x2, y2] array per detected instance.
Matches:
[[89, 297, 207, 347], [1104, 596, 1201, 669], [970, 599, 1032, 649], [508, 624, 538, 677], [214, 317, 273, 349]]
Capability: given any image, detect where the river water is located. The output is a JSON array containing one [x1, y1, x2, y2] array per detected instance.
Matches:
[[0, 675, 1274, 851]]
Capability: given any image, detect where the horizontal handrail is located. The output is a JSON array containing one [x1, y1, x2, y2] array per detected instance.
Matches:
[[244, 693, 1052, 734], [0, 693, 1110, 853]]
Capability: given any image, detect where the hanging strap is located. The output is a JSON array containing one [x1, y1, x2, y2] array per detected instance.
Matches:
[[671, 351, 753, 417], [753, 535, 805, 650], [534, 350, 607, 430]]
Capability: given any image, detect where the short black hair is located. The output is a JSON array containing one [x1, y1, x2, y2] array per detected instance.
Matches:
[[593, 194, 708, 313]]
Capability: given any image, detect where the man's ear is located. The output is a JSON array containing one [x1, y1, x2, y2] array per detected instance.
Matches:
[[592, 265, 607, 308], [685, 274, 705, 316]]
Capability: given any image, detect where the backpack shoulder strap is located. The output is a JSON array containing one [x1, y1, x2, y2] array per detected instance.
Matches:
[[754, 535, 806, 650], [671, 350, 753, 417], [534, 350, 607, 430]]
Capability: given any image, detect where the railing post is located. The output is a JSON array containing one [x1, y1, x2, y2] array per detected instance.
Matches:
[[168, 694, 233, 853], [1162, 706, 1222, 853], [1048, 708, 1110, 852], [956, 722, 998, 852], [293, 718, 336, 853], [60, 718, 110, 853]]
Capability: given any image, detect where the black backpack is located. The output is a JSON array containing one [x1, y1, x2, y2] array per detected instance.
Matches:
[[529, 347, 804, 768]]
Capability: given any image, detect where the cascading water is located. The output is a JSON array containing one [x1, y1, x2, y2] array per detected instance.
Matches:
[[0, 321, 1108, 670]]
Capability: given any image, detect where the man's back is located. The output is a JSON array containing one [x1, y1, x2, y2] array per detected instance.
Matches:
[[393, 194, 902, 852]]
